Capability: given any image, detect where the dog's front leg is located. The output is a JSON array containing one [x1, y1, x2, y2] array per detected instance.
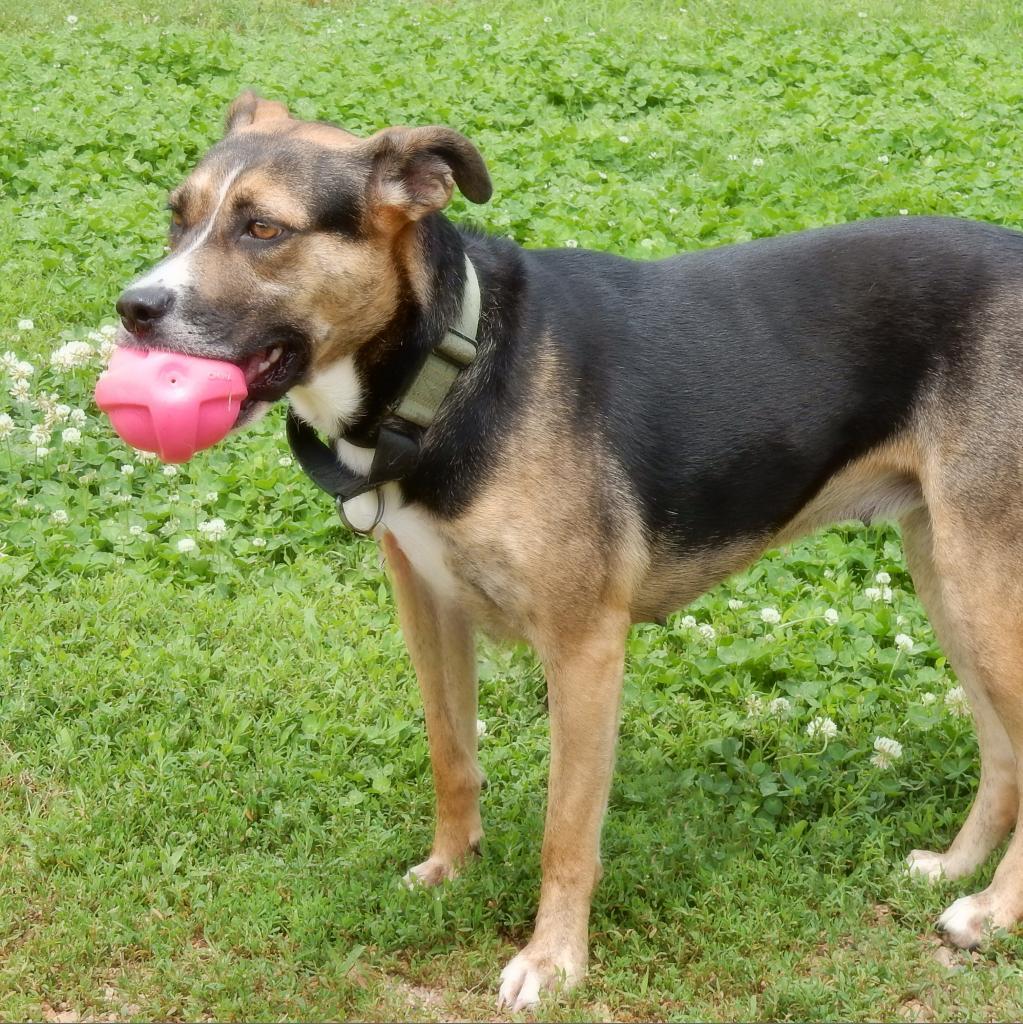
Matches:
[[382, 531, 483, 886], [498, 610, 629, 1011]]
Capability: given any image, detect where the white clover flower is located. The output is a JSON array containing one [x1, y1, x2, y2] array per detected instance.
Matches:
[[1, 351, 18, 371], [877, 154, 890, 165], [726, 153, 739, 161], [278, 455, 293, 467], [98, 338, 116, 360], [482, 21, 492, 30], [17, 318, 34, 331], [50, 340, 95, 371], [945, 685, 970, 718], [680, 614, 697, 628], [251, 537, 267, 548], [0, 413, 13, 439], [60, 427, 81, 445], [744, 694, 764, 717], [698, 623, 716, 641], [823, 608, 839, 626], [857, 10, 868, 17], [768, 696, 792, 718], [198, 517, 227, 541], [99, 324, 117, 339], [899, 209, 909, 216], [116, 493, 133, 504], [50, 509, 70, 525], [36, 446, 50, 457], [13, 360, 34, 380], [54, 403, 71, 422], [135, 450, 157, 462], [129, 524, 144, 536], [921, 692, 938, 706], [14, 495, 29, 507], [823, 568, 834, 578], [864, 586, 881, 600], [894, 633, 914, 652], [760, 606, 781, 624], [120, 464, 134, 475], [751, 157, 765, 168], [163, 465, 178, 476], [205, 491, 219, 503], [66, 13, 78, 24], [727, 598, 745, 611], [167, 492, 180, 503], [69, 408, 87, 426], [883, 586, 893, 601], [618, 135, 631, 144], [476, 719, 487, 738], [29, 424, 50, 446], [875, 571, 891, 585], [176, 537, 197, 554], [871, 735, 903, 769], [564, 239, 579, 248], [543, 15, 552, 22], [807, 716, 838, 740]]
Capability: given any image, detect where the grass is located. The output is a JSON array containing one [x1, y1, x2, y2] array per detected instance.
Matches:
[[5, 0, 1023, 1018]]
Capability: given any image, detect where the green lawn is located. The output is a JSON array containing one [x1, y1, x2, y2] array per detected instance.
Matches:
[[5, 0, 1023, 1019]]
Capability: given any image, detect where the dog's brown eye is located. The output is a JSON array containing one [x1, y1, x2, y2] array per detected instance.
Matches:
[[169, 210, 184, 229], [247, 220, 283, 240]]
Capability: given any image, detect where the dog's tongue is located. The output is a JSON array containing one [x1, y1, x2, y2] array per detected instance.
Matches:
[[95, 348, 247, 463]]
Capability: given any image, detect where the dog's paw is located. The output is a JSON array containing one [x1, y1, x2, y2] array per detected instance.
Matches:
[[402, 856, 458, 889], [497, 943, 585, 1012], [907, 849, 947, 883], [937, 892, 1004, 949]]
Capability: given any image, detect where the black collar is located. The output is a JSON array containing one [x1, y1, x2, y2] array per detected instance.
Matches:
[[287, 255, 481, 532]]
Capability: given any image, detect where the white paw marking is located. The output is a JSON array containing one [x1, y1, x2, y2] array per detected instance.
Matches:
[[937, 894, 990, 949], [402, 858, 454, 890], [498, 955, 545, 1012], [497, 948, 583, 1012], [907, 849, 946, 882]]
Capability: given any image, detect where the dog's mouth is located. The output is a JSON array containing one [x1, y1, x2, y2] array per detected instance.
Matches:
[[235, 336, 310, 421]]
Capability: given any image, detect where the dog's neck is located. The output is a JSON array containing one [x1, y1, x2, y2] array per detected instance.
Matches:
[[339, 214, 479, 446]]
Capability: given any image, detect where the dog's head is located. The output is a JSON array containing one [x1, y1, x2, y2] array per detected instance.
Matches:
[[115, 91, 492, 425]]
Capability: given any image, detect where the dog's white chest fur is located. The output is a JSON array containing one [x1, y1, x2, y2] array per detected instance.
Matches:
[[289, 359, 460, 600]]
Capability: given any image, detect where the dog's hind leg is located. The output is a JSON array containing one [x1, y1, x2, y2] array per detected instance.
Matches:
[[382, 530, 483, 887], [497, 607, 630, 1011], [907, 490, 1023, 947], [900, 506, 1018, 884]]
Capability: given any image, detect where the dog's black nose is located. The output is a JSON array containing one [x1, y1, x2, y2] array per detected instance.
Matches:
[[116, 286, 175, 337]]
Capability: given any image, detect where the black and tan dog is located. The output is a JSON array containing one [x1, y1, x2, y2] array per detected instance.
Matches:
[[115, 91, 1023, 1009]]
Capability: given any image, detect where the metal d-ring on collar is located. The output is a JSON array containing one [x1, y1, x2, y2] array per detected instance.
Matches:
[[335, 488, 384, 533], [286, 255, 482, 534]]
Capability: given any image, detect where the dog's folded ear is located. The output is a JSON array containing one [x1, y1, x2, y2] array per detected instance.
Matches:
[[367, 125, 492, 221], [224, 90, 292, 134]]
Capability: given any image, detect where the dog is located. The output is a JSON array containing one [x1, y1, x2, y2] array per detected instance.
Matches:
[[114, 90, 1023, 1010]]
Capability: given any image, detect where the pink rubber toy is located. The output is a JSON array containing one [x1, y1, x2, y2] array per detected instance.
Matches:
[[95, 347, 247, 463]]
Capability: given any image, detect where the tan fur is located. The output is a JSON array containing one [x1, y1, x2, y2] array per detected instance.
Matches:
[[381, 532, 483, 885], [438, 345, 646, 642], [771, 436, 924, 546]]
